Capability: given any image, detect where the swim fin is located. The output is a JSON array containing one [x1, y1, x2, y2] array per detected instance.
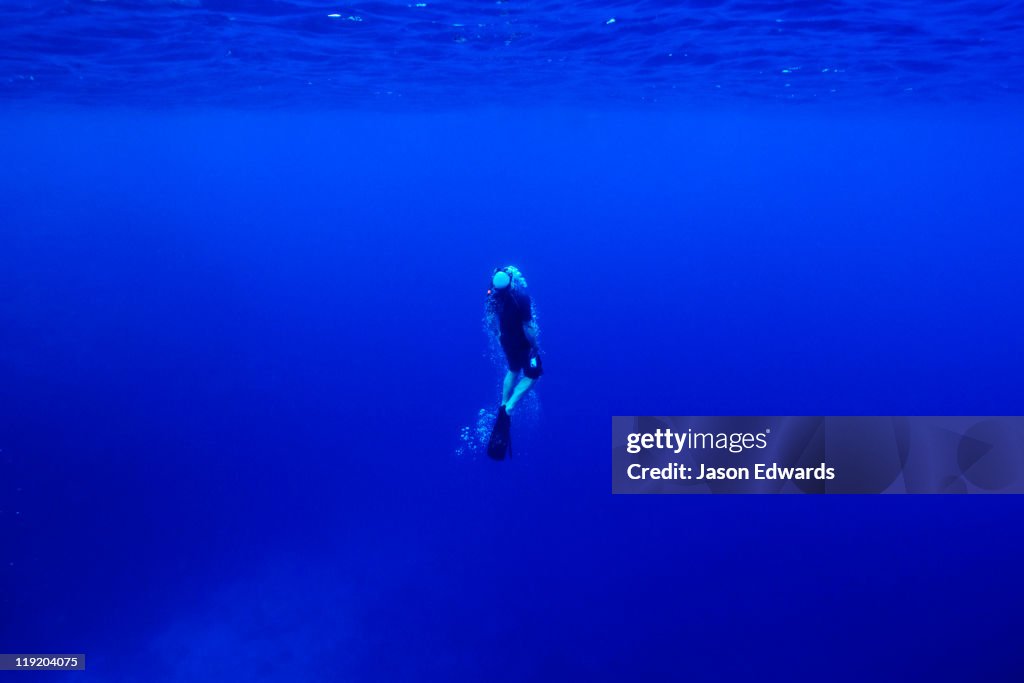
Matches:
[[487, 405, 512, 461]]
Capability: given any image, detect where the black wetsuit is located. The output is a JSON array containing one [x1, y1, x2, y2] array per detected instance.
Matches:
[[495, 289, 543, 379]]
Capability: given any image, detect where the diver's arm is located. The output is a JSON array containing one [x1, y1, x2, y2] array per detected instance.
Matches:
[[485, 301, 500, 339], [524, 321, 539, 351]]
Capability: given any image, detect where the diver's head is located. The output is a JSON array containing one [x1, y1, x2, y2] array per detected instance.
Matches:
[[491, 269, 512, 292]]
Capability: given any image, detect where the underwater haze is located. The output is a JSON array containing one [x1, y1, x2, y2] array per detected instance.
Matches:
[[2, 1, 1024, 682]]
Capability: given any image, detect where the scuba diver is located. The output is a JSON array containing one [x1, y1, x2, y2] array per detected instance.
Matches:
[[485, 266, 543, 460]]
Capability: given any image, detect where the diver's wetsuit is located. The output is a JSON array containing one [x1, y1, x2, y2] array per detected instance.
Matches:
[[496, 289, 543, 379]]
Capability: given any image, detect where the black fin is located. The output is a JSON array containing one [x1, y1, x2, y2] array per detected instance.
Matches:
[[487, 406, 511, 461]]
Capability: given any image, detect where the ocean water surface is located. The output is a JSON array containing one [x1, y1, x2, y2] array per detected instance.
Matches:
[[2, 1, 1023, 682], [3, 0, 1023, 105]]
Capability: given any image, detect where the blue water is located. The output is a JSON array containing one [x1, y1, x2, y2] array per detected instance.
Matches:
[[3, 2, 1024, 682]]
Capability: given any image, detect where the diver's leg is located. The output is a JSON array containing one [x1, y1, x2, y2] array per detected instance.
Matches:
[[502, 370, 518, 406], [504, 377, 536, 414]]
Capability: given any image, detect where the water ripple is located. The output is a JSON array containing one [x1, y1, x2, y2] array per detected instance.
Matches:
[[1, 0, 1022, 106]]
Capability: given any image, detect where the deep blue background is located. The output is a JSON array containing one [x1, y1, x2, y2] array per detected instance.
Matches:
[[2, 108, 1023, 680]]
